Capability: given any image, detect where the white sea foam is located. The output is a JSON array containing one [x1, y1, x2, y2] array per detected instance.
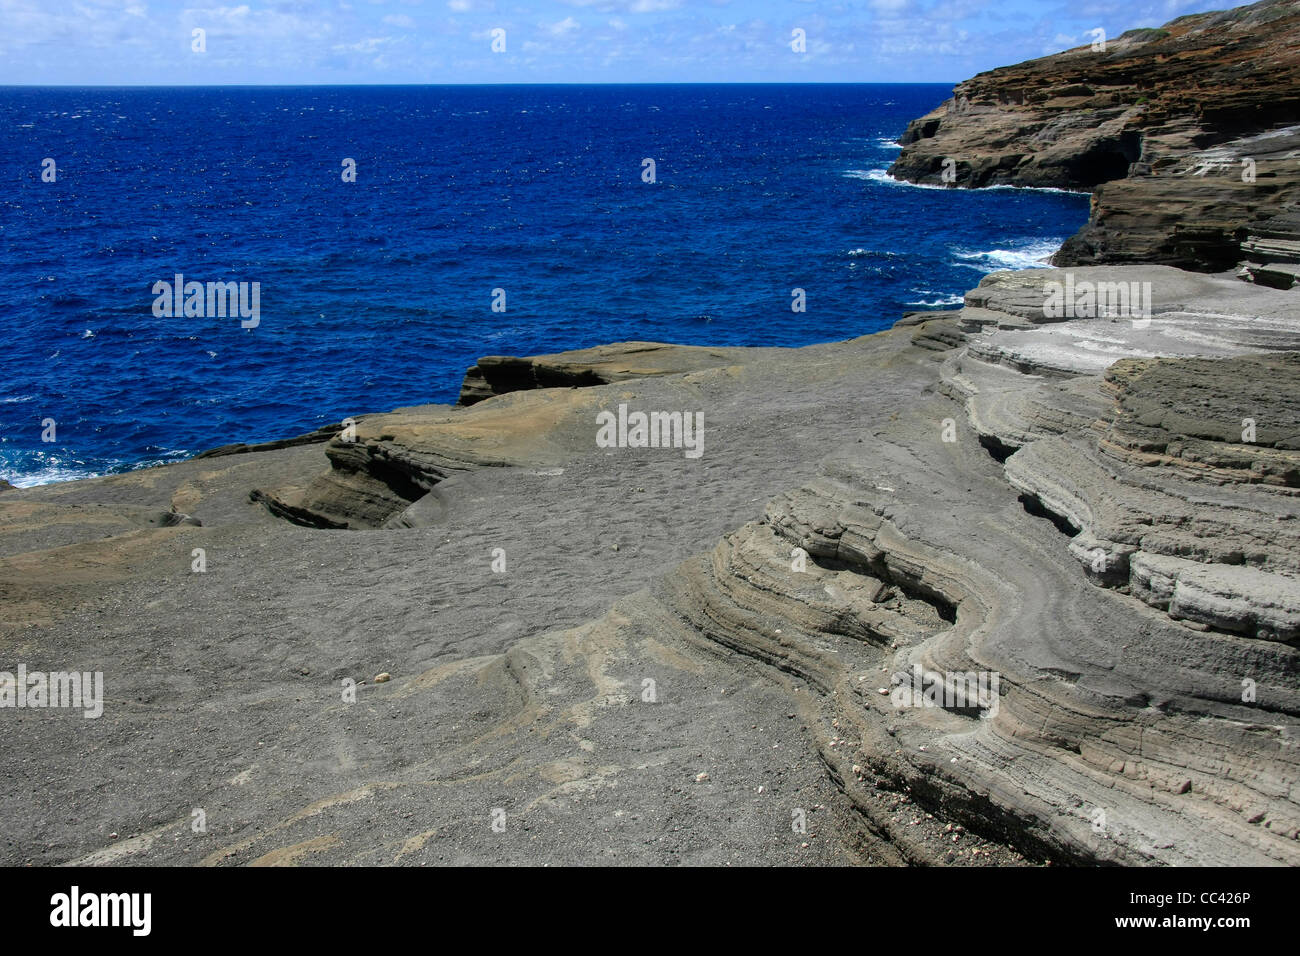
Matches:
[[906, 293, 965, 307], [1, 451, 190, 488], [952, 240, 1065, 272], [844, 168, 950, 189], [845, 166, 1087, 195], [2, 464, 107, 488], [981, 182, 1088, 195]]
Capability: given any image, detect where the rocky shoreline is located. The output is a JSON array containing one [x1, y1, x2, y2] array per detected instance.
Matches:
[[889, 0, 1300, 278], [2, 258, 1297, 866], [3, 2, 1298, 867]]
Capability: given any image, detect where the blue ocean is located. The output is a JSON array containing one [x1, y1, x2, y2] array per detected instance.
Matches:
[[0, 84, 1088, 486]]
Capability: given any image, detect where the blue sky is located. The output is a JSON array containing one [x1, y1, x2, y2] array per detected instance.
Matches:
[[0, 0, 1211, 85]]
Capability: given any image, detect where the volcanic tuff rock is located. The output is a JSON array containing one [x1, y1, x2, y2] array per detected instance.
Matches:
[[264, 341, 787, 529], [1241, 206, 1300, 290], [2, 264, 1298, 866], [458, 341, 772, 406], [888, 0, 1300, 272]]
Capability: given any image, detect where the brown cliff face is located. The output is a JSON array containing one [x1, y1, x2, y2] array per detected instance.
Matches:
[[888, 0, 1300, 274]]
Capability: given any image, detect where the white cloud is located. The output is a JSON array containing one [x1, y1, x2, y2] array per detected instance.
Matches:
[[560, 0, 682, 12], [548, 15, 581, 35], [331, 36, 392, 54]]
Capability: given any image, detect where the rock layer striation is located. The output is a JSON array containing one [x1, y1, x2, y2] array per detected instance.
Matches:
[[888, 0, 1300, 272]]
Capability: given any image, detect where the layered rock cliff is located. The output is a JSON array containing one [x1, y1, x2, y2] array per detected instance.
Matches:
[[3, 3, 1298, 867], [6, 266, 1297, 866], [889, 0, 1300, 275]]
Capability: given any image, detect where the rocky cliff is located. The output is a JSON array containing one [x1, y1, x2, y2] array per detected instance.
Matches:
[[4, 266, 1298, 866], [889, 0, 1300, 276], [4, 3, 1299, 868]]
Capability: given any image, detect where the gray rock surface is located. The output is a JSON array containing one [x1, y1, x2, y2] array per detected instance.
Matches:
[[2, 265, 1296, 866]]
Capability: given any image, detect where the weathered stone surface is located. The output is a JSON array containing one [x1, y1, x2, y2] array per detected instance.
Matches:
[[889, 0, 1300, 272], [1241, 206, 1300, 289], [261, 342, 785, 529], [192, 421, 357, 460], [3, 263, 1297, 866], [7, 4, 1299, 867], [458, 341, 773, 405], [944, 267, 1300, 648]]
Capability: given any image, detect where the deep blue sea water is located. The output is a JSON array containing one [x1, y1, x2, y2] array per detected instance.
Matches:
[[0, 84, 1089, 486]]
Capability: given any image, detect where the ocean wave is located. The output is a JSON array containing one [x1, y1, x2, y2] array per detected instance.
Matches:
[[905, 293, 965, 307], [845, 166, 1088, 195], [951, 240, 1064, 272], [1, 451, 190, 488], [846, 248, 902, 259], [2, 462, 107, 488], [844, 167, 951, 190], [982, 182, 1089, 196], [876, 138, 903, 149]]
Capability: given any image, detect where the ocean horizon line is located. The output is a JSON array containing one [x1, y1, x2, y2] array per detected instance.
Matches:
[[0, 80, 959, 90]]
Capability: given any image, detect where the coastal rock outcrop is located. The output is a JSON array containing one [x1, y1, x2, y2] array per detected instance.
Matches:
[[262, 342, 777, 528], [658, 266, 1300, 863], [1241, 206, 1300, 290], [888, 0, 1300, 272], [3, 269, 1297, 867], [944, 268, 1300, 641], [458, 341, 770, 406], [6, 1, 1299, 866]]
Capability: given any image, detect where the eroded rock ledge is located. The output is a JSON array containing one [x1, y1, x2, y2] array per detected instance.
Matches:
[[458, 341, 769, 406], [888, 0, 1300, 273], [3, 267, 1297, 867], [666, 269, 1300, 864], [259, 341, 775, 529], [225, 266, 1300, 865]]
